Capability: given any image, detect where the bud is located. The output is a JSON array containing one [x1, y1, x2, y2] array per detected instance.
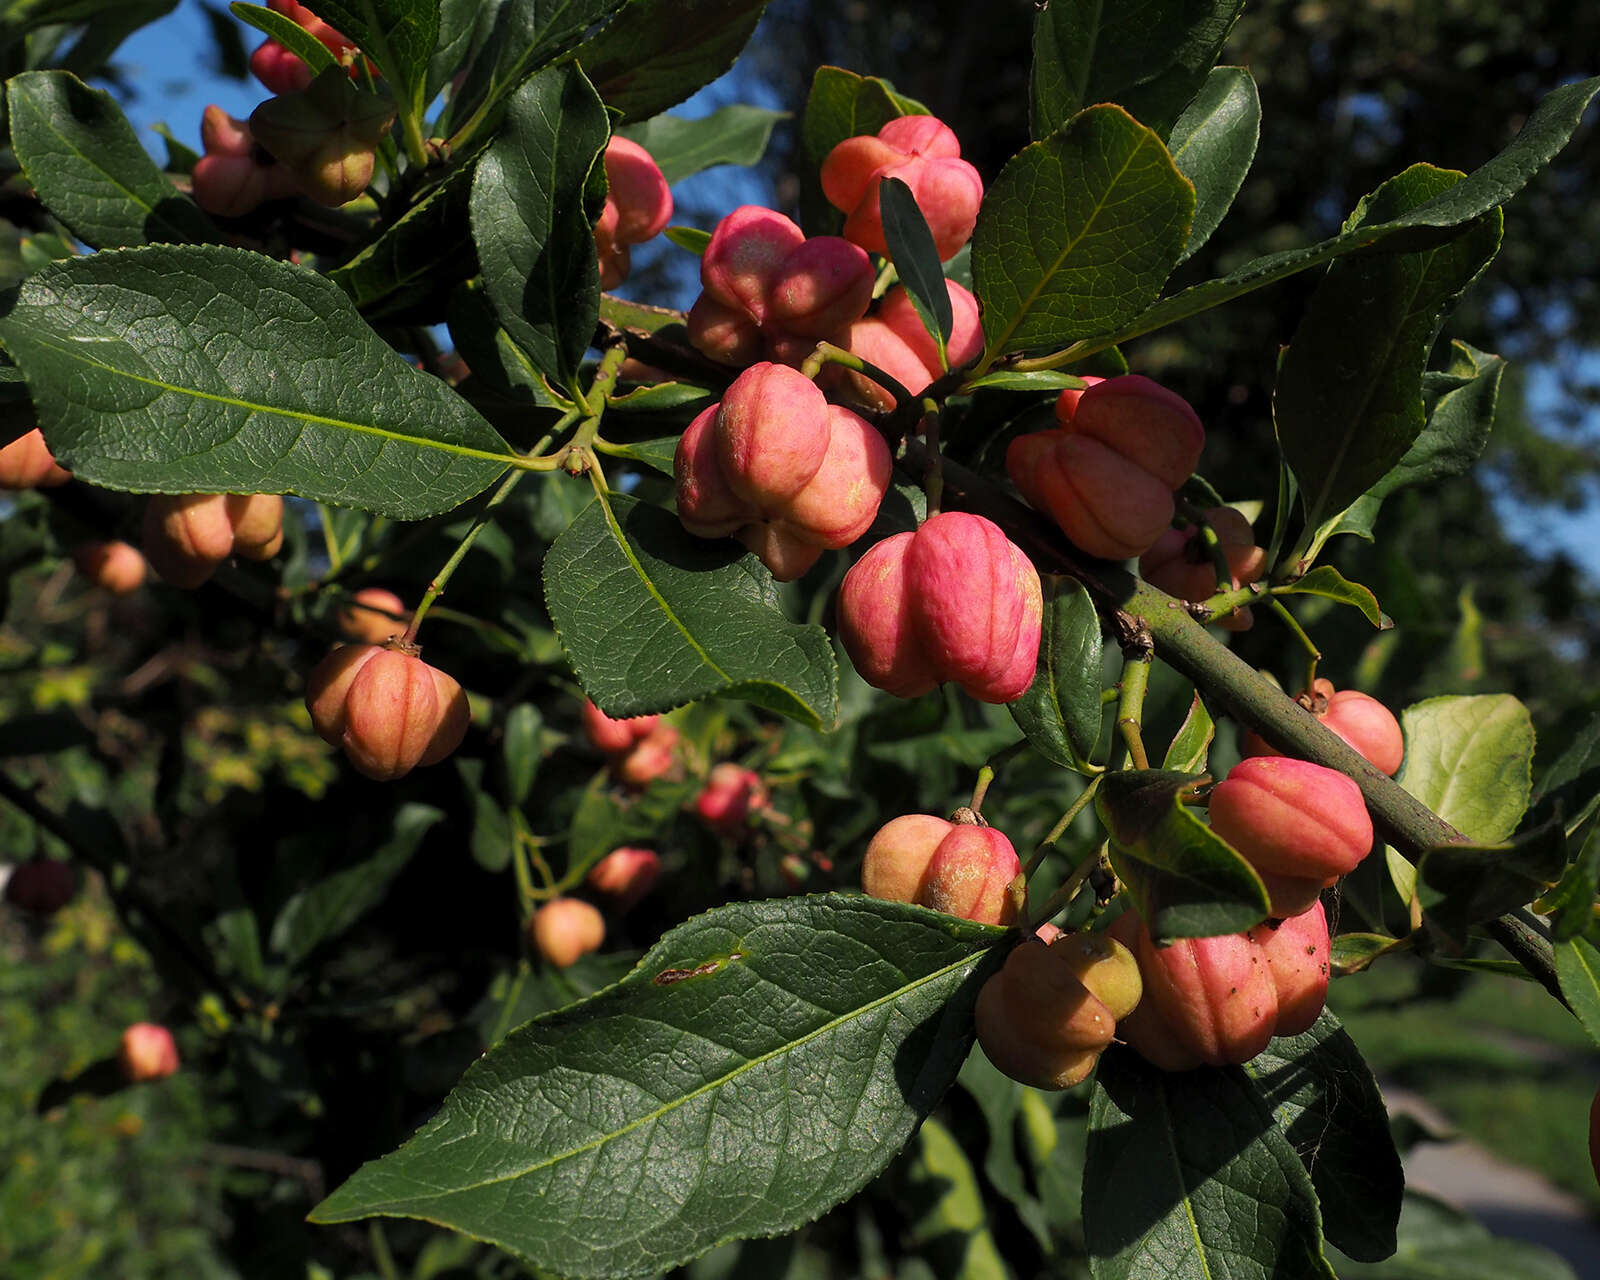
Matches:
[[4, 858, 76, 914], [585, 847, 661, 912], [0, 428, 71, 489], [118, 1022, 180, 1082], [305, 644, 470, 780], [531, 897, 605, 968], [338, 587, 408, 644], [73, 541, 147, 596]]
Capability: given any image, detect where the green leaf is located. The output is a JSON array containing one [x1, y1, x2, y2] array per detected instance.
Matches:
[[1085, 1048, 1336, 1279], [0, 245, 513, 517], [428, 0, 483, 104], [1244, 1011, 1402, 1262], [1539, 820, 1600, 943], [899, 1116, 1009, 1280], [1008, 577, 1104, 773], [471, 65, 608, 392], [1275, 565, 1389, 628], [310, 894, 1003, 1277], [566, 767, 694, 882], [502, 703, 542, 807], [1554, 936, 1600, 1050], [880, 176, 952, 358], [662, 225, 711, 255], [619, 104, 785, 185], [6, 71, 215, 249], [229, 2, 339, 75], [1274, 166, 1503, 535], [293, 0, 438, 117], [330, 160, 477, 322], [1332, 1190, 1578, 1279], [270, 805, 443, 966], [542, 492, 839, 728], [1415, 817, 1566, 939], [599, 434, 686, 477], [961, 370, 1087, 392], [577, 0, 770, 122], [1029, 0, 1244, 141], [1396, 694, 1535, 843], [1329, 932, 1408, 976], [1097, 769, 1269, 940], [1161, 691, 1214, 773], [797, 66, 924, 236], [1168, 66, 1259, 264], [972, 105, 1195, 359], [1114, 74, 1600, 353]]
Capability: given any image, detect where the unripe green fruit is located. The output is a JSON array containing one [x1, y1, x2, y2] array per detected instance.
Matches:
[[532, 898, 605, 968], [305, 644, 470, 780]]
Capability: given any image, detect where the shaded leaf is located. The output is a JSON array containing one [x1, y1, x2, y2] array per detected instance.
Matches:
[[1008, 577, 1104, 773], [1332, 1189, 1577, 1280], [331, 160, 477, 321], [578, 0, 769, 123], [1416, 814, 1566, 939], [880, 176, 952, 356], [1169, 66, 1259, 264], [1555, 936, 1600, 1050], [230, 2, 339, 76], [297, 0, 438, 118]]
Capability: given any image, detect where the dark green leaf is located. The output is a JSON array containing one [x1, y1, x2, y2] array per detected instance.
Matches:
[[899, 1117, 1009, 1280], [331, 160, 477, 321], [270, 805, 443, 966], [542, 492, 839, 728], [1244, 1011, 1402, 1262], [1097, 769, 1269, 940], [427, 0, 482, 104], [1534, 709, 1600, 806], [1085, 1048, 1336, 1279], [291, 0, 437, 116], [1417, 814, 1566, 939], [1539, 820, 1600, 943], [1554, 936, 1600, 1050], [464, 0, 628, 130], [972, 105, 1194, 358], [962, 370, 1086, 392], [0, 245, 513, 517], [502, 703, 542, 806], [1397, 694, 1534, 844], [1276, 565, 1389, 628], [1008, 577, 1104, 773], [1275, 166, 1502, 535], [880, 176, 952, 356], [1169, 66, 1259, 264], [471, 65, 608, 392], [229, 2, 339, 75], [1332, 1189, 1578, 1280], [1029, 0, 1244, 140], [1329, 932, 1408, 976], [6, 71, 215, 249], [619, 104, 785, 185], [310, 895, 1003, 1277], [579, 0, 771, 123], [565, 767, 694, 882], [1162, 691, 1214, 773], [797, 66, 924, 236]]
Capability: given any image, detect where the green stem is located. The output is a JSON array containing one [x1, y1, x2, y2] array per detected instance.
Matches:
[[368, 1223, 401, 1280], [403, 468, 527, 645], [1266, 597, 1321, 692], [315, 502, 344, 574], [1023, 775, 1102, 879], [1116, 650, 1152, 770], [798, 341, 916, 409], [1175, 497, 1234, 594], [1025, 841, 1106, 932]]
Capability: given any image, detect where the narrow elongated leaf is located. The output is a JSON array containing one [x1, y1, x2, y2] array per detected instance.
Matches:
[[332, 160, 477, 321], [1554, 936, 1600, 1049], [1085, 1048, 1337, 1279], [972, 105, 1194, 358], [1008, 577, 1104, 773], [620, 104, 785, 185], [1169, 66, 1259, 264], [6, 71, 214, 249], [1397, 694, 1534, 843], [543, 493, 838, 728], [577, 0, 771, 122], [1540, 820, 1600, 942], [900, 1117, 1009, 1280], [471, 65, 608, 391], [1275, 166, 1503, 533], [293, 0, 437, 115], [1097, 769, 1269, 939], [1030, 0, 1244, 140], [1162, 691, 1214, 773], [230, 2, 339, 75], [462, 0, 627, 124], [427, 0, 482, 103], [880, 176, 952, 355], [1276, 565, 1388, 628], [310, 895, 1003, 1277], [0, 245, 513, 516], [1244, 1011, 1402, 1263]]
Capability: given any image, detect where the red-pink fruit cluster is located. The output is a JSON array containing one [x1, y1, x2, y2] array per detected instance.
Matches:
[[1110, 901, 1330, 1070], [839, 511, 1042, 703], [1140, 506, 1266, 631], [0, 428, 71, 489], [4, 858, 75, 915], [675, 362, 892, 580], [687, 206, 875, 368], [836, 281, 984, 411], [821, 116, 983, 262], [338, 587, 408, 644], [141, 491, 285, 589], [118, 1022, 180, 1083], [1244, 678, 1405, 776], [585, 847, 661, 913], [976, 930, 1143, 1089], [1209, 757, 1374, 917], [305, 644, 470, 780], [862, 814, 1021, 926], [596, 137, 672, 289], [695, 763, 769, 835], [1008, 375, 1205, 561], [250, 0, 365, 95], [192, 105, 299, 218], [580, 699, 680, 786], [73, 541, 147, 596], [531, 897, 605, 968]]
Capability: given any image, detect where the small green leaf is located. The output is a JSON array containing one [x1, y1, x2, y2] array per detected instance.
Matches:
[[879, 176, 952, 359], [620, 104, 786, 184], [1416, 814, 1566, 939], [1097, 769, 1269, 940], [471, 65, 608, 391], [0, 245, 513, 517], [1245, 1012, 1403, 1262], [542, 493, 839, 728], [1333, 1189, 1579, 1279], [1168, 66, 1259, 264], [598, 434, 684, 477], [293, 0, 438, 118], [1008, 578, 1104, 774], [1085, 1048, 1337, 1280], [1161, 691, 1214, 773], [310, 895, 1003, 1277], [1276, 565, 1389, 628], [1029, 0, 1245, 141], [973, 105, 1194, 359], [577, 0, 771, 123], [1397, 694, 1535, 844], [1554, 936, 1600, 1050], [7, 71, 215, 249], [229, 2, 339, 75], [502, 703, 542, 807], [662, 225, 711, 255], [1539, 820, 1600, 943], [962, 370, 1087, 392], [798, 66, 924, 235], [1329, 932, 1408, 976]]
